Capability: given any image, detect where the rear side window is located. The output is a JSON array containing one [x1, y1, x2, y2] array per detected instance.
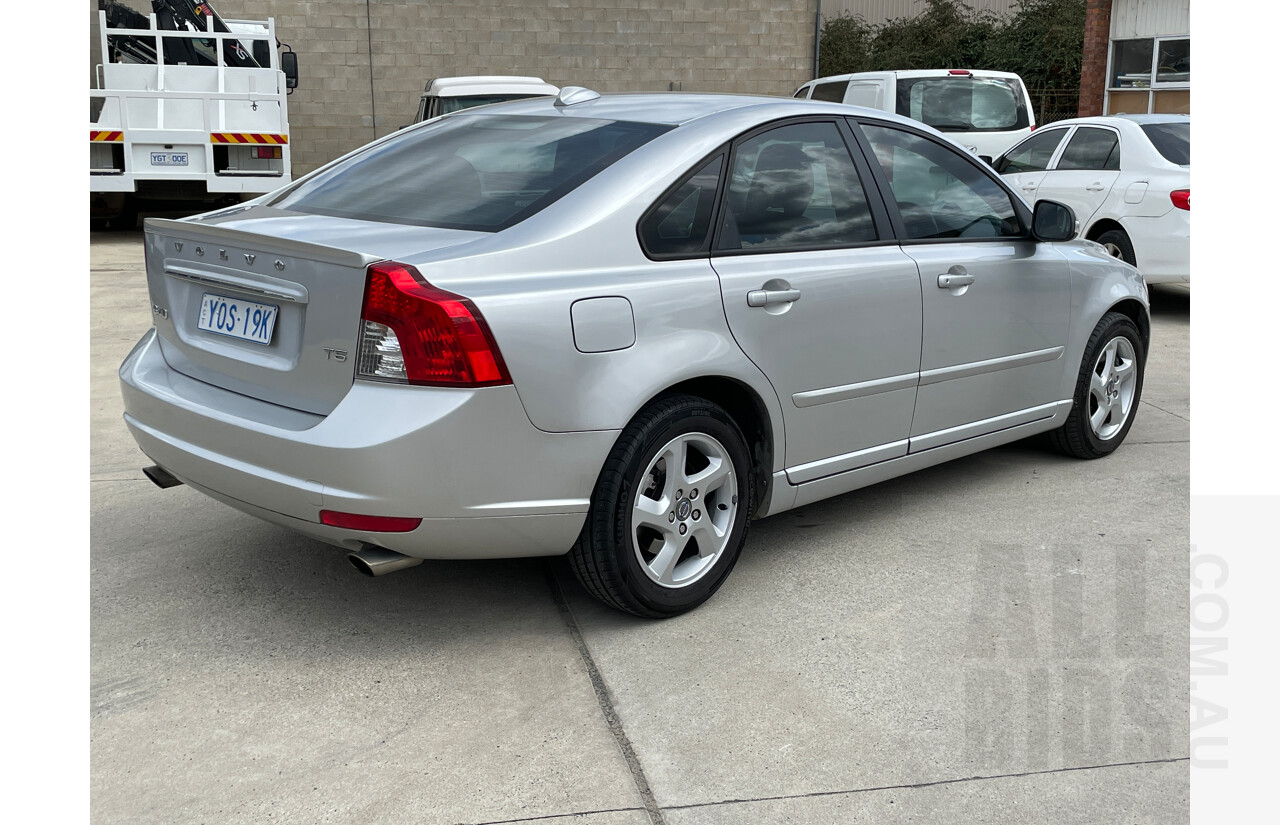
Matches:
[[896, 76, 1030, 132], [1141, 122, 1190, 165], [639, 155, 724, 258], [271, 115, 670, 231], [716, 121, 878, 252], [810, 81, 848, 103], [1056, 127, 1120, 171], [995, 128, 1067, 174]]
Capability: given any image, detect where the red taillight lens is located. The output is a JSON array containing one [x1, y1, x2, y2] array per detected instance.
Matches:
[[1171, 189, 1190, 211], [253, 146, 282, 159], [358, 261, 511, 387], [948, 69, 972, 76], [320, 510, 422, 532]]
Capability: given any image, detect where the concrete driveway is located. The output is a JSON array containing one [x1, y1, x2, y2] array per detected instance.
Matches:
[[91, 230, 1189, 824]]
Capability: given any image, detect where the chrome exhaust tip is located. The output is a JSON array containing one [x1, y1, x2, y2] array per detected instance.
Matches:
[[346, 546, 425, 577]]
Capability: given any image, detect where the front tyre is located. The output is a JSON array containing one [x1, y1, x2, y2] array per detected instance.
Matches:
[[1050, 312, 1145, 459], [569, 394, 753, 618]]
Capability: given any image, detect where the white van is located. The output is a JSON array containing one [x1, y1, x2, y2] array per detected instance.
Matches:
[[415, 76, 559, 123], [794, 69, 1035, 160]]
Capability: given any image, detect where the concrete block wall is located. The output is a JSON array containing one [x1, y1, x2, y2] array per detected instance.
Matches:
[[93, 1, 818, 177]]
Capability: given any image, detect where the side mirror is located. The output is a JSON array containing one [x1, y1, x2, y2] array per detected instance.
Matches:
[[280, 51, 299, 89], [1032, 200, 1077, 242]]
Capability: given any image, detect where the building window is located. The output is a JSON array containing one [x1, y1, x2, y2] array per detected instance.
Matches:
[[1106, 36, 1189, 115]]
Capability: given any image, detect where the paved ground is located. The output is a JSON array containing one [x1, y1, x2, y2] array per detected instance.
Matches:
[[91, 230, 1190, 824]]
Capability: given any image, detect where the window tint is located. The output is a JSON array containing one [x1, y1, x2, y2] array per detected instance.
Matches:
[[271, 115, 669, 231], [1057, 127, 1120, 171], [639, 156, 723, 257], [895, 77, 1029, 132], [861, 123, 1021, 241], [717, 121, 878, 252], [1141, 122, 1189, 165], [996, 128, 1067, 174], [810, 81, 848, 103]]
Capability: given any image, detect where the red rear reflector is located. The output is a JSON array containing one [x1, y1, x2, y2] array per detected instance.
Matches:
[[1170, 189, 1190, 211], [359, 262, 511, 387], [948, 69, 972, 76], [320, 511, 422, 532], [254, 146, 282, 159]]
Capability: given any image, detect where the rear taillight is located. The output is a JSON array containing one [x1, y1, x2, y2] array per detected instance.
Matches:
[[254, 146, 282, 159], [948, 69, 972, 76], [357, 261, 511, 387], [1171, 189, 1190, 211]]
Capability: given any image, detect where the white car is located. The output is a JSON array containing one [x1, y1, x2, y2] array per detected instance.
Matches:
[[994, 114, 1189, 287], [793, 69, 1036, 160], [414, 76, 559, 122]]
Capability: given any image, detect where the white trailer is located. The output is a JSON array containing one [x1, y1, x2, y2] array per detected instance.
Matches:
[[90, 1, 298, 229]]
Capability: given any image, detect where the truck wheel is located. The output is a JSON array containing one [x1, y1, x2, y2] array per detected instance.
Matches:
[[569, 394, 753, 618], [110, 197, 138, 231]]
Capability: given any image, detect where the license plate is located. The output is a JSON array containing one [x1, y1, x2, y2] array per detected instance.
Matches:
[[197, 293, 278, 345], [151, 152, 188, 166]]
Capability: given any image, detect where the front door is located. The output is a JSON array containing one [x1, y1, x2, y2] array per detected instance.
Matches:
[[856, 120, 1072, 450]]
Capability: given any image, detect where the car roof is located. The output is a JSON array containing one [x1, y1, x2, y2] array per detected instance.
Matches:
[[452, 91, 929, 128], [424, 76, 559, 97], [803, 69, 1024, 84], [1039, 114, 1189, 130]]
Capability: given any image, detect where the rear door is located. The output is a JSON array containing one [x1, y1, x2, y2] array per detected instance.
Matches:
[[854, 119, 1072, 450], [994, 126, 1072, 206], [709, 119, 923, 482], [1036, 125, 1122, 227]]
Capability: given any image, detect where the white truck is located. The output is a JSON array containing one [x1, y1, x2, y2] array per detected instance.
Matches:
[[413, 76, 559, 123], [90, 0, 299, 229]]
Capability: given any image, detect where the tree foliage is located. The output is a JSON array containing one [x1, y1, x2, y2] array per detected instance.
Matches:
[[820, 0, 1086, 94]]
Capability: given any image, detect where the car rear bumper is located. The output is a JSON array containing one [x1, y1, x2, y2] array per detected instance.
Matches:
[[1127, 210, 1190, 284], [119, 329, 618, 559]]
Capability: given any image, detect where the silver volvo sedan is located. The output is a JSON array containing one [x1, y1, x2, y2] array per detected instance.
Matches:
[[120, 89, 1149, 617]]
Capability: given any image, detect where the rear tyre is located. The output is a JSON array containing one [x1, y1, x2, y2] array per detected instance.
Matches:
[[569, 394, 753, 618], [1049, 312, 1145, 459], [110, 197, 138, 231], [1096, 228, 1136, 267]]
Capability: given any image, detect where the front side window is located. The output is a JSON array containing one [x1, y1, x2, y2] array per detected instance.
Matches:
[[995, 128, 1068, 174], [639, 155, 724, 257], [895, 76, 1029, 132], [717, 121, 878, 252], [1056, 127, 1120, 171], [861, 123, 1021, 241], [271, 115, 669, 231]]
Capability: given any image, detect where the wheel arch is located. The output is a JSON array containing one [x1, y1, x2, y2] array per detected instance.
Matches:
[[637, 375, 777, 519], [1105, 297, 1151, 353], [1085, 217, 1126, 243]]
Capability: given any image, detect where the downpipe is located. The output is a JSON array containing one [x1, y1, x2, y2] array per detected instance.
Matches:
[[346, 546, 424, 577]]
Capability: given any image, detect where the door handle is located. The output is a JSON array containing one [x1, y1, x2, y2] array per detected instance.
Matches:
[[937, 273, 975, 289], [1086, 182, 1106, 191], [1020, 184, 1038, 191], [747, 288, 802, 308]]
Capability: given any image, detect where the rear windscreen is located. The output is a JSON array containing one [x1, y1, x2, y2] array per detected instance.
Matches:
[[896, 77, 1029, 132], [271, 115, 670, 231], [1141, 122, 1190, 166]]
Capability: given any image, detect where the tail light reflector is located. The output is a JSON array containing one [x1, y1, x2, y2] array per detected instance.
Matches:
[[254, 146, 282, 159], [321, 511, 422, 532], [358, 261, 511, 387], [1171, 189, 1190, 211]]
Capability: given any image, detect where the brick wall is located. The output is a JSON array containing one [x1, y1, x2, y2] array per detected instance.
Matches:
[[1078, 0, 1111, 117], [93, 1, 818, 176]]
